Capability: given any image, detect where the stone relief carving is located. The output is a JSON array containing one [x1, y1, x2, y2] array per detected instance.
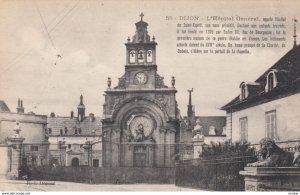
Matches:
[[112, 95, 125, 110], [155, 94, 169, 108]]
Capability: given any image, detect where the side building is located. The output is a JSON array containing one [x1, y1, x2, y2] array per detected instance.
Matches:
[[221, 44, 300, 147], [47, 95, 102, 167], [0, 99, 48, 178]]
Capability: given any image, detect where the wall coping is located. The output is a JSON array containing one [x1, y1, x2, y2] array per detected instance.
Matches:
[[240, 167, 300, 177]]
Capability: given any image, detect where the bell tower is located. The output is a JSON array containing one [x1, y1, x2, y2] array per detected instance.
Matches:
[[102, 13, 180, 168], [126, 12, 156, 66], [121, 13, 159, 90]]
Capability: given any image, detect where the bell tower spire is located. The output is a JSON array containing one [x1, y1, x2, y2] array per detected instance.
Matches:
[[187, 89, 195, 128]]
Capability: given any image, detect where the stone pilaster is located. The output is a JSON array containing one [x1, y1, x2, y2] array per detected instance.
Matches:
[[192, 134, 204, 159], [6, 122, 25, 179]]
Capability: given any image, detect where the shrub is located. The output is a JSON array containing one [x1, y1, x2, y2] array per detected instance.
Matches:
[[201, 141, 256, 157]]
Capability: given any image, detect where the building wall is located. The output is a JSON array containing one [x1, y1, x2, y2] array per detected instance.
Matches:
[[0, 112, 47, 144], [48, 136, 102, 167], [231, 93, 300, 144]]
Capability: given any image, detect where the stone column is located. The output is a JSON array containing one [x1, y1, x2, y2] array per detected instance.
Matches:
[[6, 122, 25, 179], [192, 134, 204, 159]]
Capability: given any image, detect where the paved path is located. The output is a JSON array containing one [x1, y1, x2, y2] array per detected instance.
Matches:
[[0, 179, 199, 191]]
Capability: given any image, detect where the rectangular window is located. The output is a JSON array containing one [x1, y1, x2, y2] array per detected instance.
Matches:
[[93, 159, 99, 167], [265, 110, 277, 139], [31, 146, 38, 151], [239, 117, 248, 142]]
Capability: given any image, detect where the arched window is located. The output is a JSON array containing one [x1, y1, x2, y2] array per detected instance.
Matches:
[[240, 82, 248, 100], [129, 50, 136, 63], [146, 50, 153, 63], [266, 70, 278, 92], [209, 126, 216, 135], [268, 73, 274, 90], [137, 50, 144, 63]]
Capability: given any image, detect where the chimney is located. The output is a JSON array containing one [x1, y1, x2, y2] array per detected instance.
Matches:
[[16, 98, 25, 113], [71, 111, 74, 119]]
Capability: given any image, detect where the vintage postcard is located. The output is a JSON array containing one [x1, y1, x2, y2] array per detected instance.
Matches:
[[0, 0, 300, 192]]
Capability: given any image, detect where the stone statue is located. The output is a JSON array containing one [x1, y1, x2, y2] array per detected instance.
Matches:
[[134, 124, 145, 142], [193, 119, 203, 138], [247, 138, 300, 167]]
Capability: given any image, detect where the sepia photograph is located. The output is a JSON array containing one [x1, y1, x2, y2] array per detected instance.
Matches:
[[0, 0, 300, 192]]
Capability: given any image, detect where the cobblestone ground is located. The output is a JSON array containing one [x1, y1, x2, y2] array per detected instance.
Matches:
[[0, 179, 199, 191]]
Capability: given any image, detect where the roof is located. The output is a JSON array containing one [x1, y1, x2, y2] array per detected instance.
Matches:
[[221, 45, 300, 112], [0, 100, 10, 112], [47, 116, 102, 136], [183, 116, 226, 135]]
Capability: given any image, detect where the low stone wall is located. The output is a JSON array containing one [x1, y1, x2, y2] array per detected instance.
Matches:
[[240, 167, 300, 191], [24, 166, 175, 184]]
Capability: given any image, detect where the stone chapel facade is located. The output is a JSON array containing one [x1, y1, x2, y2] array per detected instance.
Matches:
[[101, 14, 180, 168]]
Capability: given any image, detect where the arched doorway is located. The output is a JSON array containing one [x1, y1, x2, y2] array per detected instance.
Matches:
[[71, 157, 79, 167]]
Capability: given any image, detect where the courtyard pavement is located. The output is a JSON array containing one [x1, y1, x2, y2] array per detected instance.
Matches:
[[0, 178, 199, 191]]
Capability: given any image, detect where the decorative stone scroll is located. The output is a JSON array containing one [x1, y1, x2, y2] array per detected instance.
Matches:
[[155, 73, 168, 88], [114, 75, 126, 89]]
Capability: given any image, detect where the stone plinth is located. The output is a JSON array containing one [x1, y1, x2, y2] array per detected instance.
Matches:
[[192, 134, 204, 159], [240, 167, 300, 191]]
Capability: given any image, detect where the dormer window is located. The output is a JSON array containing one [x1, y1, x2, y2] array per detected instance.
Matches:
[[240, 82, 249, 100], [265, 70, 278, 92]]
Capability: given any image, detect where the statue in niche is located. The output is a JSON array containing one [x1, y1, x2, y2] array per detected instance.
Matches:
[[134, 124, 145, 142]]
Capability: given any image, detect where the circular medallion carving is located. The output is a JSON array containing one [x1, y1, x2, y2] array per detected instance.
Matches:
[[127, 114, 155, 141]]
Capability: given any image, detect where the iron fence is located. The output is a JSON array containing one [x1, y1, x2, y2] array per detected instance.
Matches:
[[175, 153, 258, 191]]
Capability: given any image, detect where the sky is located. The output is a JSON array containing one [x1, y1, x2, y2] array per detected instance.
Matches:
[[0, 0, 299, 117]]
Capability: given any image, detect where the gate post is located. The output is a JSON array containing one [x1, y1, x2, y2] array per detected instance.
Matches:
[[192, 134, 204, 159], [6, 121, 25, 179]]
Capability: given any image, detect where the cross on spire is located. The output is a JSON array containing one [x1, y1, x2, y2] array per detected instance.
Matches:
[[140, 12, 144, 21], [293, 18, 297, 48]]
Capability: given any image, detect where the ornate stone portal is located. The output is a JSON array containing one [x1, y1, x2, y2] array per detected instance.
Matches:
[[102, 14, 180, 168]]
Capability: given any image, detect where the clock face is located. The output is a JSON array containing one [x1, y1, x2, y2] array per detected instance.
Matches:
[[127, 115, 154, 137], [135, 72, 147, 84]]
